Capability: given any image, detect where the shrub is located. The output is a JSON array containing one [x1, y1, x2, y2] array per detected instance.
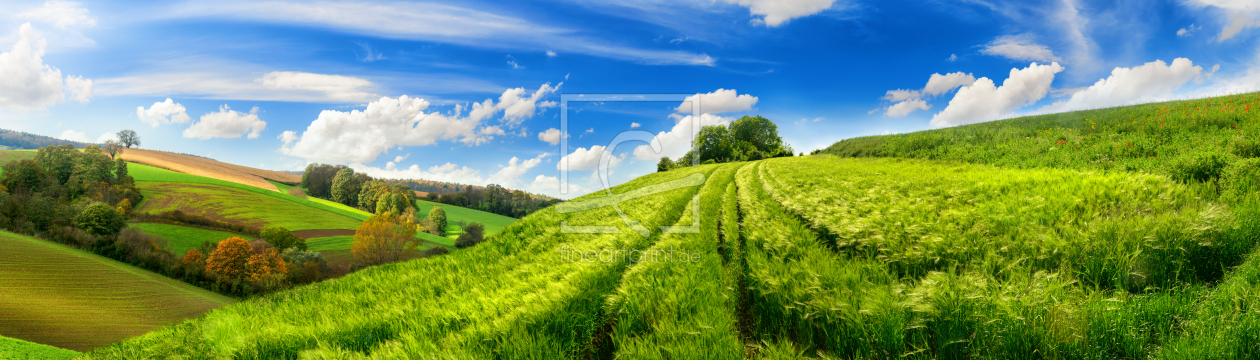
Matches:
[[246, 248, 287, 283], [281, 248, 327, 284], [428, 206, 447, 236], [46, 226, 96, 247], [261, 226, 306, 251], [454, 222, 485, 249], [1170, 151, 1230, 183], [182, 248, 206, 268], [286, 186, 307, 199], [74, 202, 126, 238], [416, 217, 441, 236], [352, 213, 419, 266], [206, 236, 252, 280]]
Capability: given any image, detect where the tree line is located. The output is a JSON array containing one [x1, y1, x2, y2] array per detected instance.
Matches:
[[429, 183, 562, 218], [302, 163, 559, 219], [657, 115, 796, 172], [0, 128, 91, 150]]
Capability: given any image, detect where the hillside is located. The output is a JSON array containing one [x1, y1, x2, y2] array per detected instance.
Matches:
[[0, 129, 89, 150], [80, 147, 1260, 358], [119, 148, 297, 192], [0, 334, 78, 360], [0, 231, 233, 352]]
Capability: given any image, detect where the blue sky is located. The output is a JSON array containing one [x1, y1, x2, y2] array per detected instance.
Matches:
[[1, 0, 1258, 198]]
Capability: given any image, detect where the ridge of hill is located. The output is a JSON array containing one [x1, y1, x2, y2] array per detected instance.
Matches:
[[119, 148, 300, 192], [0, 129, 90, 150]]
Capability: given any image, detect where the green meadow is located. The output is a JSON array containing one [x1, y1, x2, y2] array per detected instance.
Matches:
[[415, 198, 517, 236], [128, 223, 248, 256], [0, 334, 78, 360]]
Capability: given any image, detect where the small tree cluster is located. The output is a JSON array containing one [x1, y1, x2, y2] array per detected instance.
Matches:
[[658, 115, 794, 171], [261, 226, 306, 251], [454, 222, 485, 248]]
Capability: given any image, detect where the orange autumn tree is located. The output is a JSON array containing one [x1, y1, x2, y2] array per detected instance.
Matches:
[[205, 236, 251, 280], [181, 248, 205, 268], [352, 213, 418, 266], [246, 248, 287, 282]]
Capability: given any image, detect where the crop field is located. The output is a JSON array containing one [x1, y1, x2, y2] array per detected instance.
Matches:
[[415, 199, 517, 236], [269, 180, 373, 218], [0, 334, 78, 360], [129, 222, 248, 256], [0, 230, 233, 352], [119, 148, 281, 191], [135, 182, 363, 231], [130, 162, 369, 221]]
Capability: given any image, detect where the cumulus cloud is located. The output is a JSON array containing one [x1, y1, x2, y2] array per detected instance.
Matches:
[[924, 72, 978, 96], [675, 88, 758, 114], [948, 54, 958, 62], [0, 23, 92, 110], [351, 162, 485, 185], [1184, 0, 1260, 41], [524, 174, 591, 200], [980, 34, 1061, 63], [183, 105, 267, 139], [394, 153, 410, 163], [632, 113, 732, 161], [546, 50, 557, 57], [58, 129, 88, 143], [498, 83, 560, 125], [560, 145, 623, 172], [630, 122, 641, 128], [724, 0, 838, 27], [137, 98, 192, 127], [281, 95, 467, 163], [94, 132, 114, 143], [930, 62, 1064, 127], [539, 128, 563, 145], [487, 153, 549, 186], [259, 71, 376, 102], [877, 72, 975, 117], [1036, 58, 1201, 114]]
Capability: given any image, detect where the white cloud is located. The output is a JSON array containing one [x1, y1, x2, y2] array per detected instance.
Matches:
[[794, 117, 823, 124], [58, 129, 87, 143], [876, 72, 975, 117], [723, 0, 837, 27], [1036, 58, 1201, 114], [923, 72, 977, 96], [524, 174, 591, 200], [158, 1, 714, 66], [885, 99, 931, 118], [546, 50, 557, 57], [487, 153, 548, 186], [630, 122, 641, 128], [0, 23, 92, 110], [394, 153, 410, 163], [17, 1, 97, 29], [539, 128, 563, 145], [1178, 24, 1201, 36], [674, 88, 758, 114], [137, 98, 191, 127], [948, 54, 958, 62], [1185, 0, 1260, 41], [559, 145, 623, 171], [94, 132, 113, 143], [980, 34, 1061, 63], [258, 71, 376, 102], [183, 105, 267, 139], [632, 113, 732, 161], [350, 162, 484, 185], [931, 62, 1064, 127], [497, 83, 560, 125], [585, 128, 595, 134]]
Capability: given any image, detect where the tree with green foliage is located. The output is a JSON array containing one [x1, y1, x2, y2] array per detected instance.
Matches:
[[656, 156, 674, 172], [34, 144, 77, 184], [454, 222, 485, 248], [74, 202, 126, 238], [76, 145, 115, 184], [375, 192, 409, 215], [428, 206, 447, 236], [358, 180, 389, 211], [261, 226, 306, 251], [694, 125, 733, 163], [1, 159, 47, 192], [117, 130, 140, 148], [331, 167, 368, 206], [729, 115, 785, 156], [115, 158, 130, 184]]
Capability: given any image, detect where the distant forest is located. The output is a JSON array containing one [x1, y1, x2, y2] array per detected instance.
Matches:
[[300, 163, 559, 219], [0, 129, 90, 149]]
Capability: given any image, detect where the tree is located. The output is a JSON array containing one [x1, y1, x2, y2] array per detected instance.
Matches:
[[376, 193, 407, 215], [352, 213, 418, 266], [246, 248, 287, 283], [117, 130, 140, 148], [657, 156, 674, 172], [428, 206, 447, 236], [331, 168, 368, 206], [206, 236, 251, 280], [693, 125, 733, 164], [729, 115, 784, 156], [261, 226, 306, 251], [74, 202, 126, 238], [181, 248, 206, 268], [1, 159, 47, 192], [454, 222, 485, 248], [102, 140, 123, 158], [34, 145, 77, 184], [115, 158, 130, 184], [358, 180, 389, 211]]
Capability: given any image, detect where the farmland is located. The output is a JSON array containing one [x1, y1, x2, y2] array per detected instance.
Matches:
[[415, 199, 517, 237], [135, 182, 363, 231], [128, 222, 248, 256], [0, 230, 233, 352], [118, 148, 296, 191], [0, 334, 78, 360], [130, 162, 369, 221]]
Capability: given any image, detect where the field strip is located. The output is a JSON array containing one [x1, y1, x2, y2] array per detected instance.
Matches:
[[599, 162, 745, 359], [130, 162, 369, 222]]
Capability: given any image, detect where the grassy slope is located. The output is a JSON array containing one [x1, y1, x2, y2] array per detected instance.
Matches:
[[0, 150, 34, 175], [268, 180, 372, 218], [135, 182, 362, 231], [129, 223, 247, 256], [130, 162, 369, 222], [0, 231, 233, 352], [82, 164, 718, 358], [415, 199, 517, 236], [0, 334, 78, 360]]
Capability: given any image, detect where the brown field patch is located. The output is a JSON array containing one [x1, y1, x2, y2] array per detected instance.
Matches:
[[291, 229, 355, 239], [119, 149, 299, 191]]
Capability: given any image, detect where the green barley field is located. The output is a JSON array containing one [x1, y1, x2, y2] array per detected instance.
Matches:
[[0, 334, 78, 360], [128, 223, 250, 256]]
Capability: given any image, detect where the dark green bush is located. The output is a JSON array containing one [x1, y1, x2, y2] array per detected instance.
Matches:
[[1170, 152, 1230, 183]]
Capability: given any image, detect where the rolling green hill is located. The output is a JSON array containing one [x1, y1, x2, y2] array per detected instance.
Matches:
[[79, 141, 1260, 359], [128, 223, 248, 256], [0, 230, 234, 352], [415, 199, 517, 237], [130, 162, 369, 222]]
